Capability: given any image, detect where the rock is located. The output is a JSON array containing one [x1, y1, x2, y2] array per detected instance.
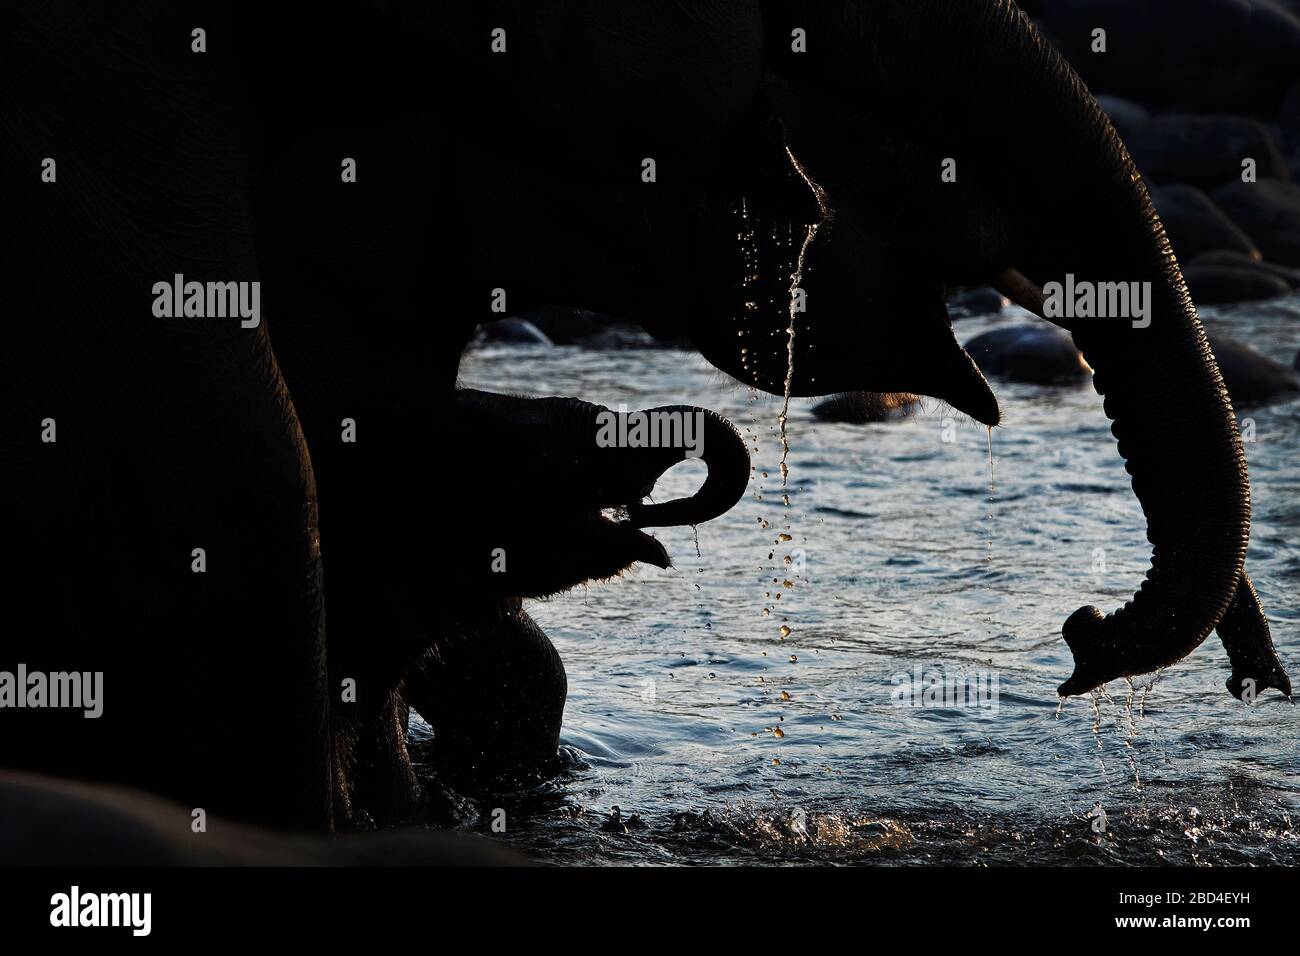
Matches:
[[948, 286, 1008, 318], [811, 391, 919, 423], [963, 325, 1091, 385], [1182, 265, 1293, 304], [1152, 184, 1261, 262], [1213, 179, 1300, 266], [1033, 0, 1300, 117], [1207, 334, 1300, 405], [1124, 117, 1288, 189], [480, 317, 553, 345], [1280, 76, 1300, 151], [525, 306, 606, 344], [1095, 94, 1150, 137], [1188, 250, 1300, 287]]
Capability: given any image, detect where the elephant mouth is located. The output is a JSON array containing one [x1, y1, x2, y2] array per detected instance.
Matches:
[[502, 399, 753, 593], [587, 510, 672, 570]]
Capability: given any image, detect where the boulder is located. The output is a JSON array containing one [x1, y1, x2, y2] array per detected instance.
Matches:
[[811, 392, 920, 423], [948, 286, 1009, 318], [1033, 0, 1300, 116], [1095, 94, 1150, 137], [1182, 264, 1292, 304], [963, 325, 1091, 385], [1188, 250, 1300, 286], [1207, 334, 1300, 405], [1213, 179, 1300, 266], [1152, 184, 1261, 262], [1124, 116, 1288, 189], [480, 317, 553, 345]]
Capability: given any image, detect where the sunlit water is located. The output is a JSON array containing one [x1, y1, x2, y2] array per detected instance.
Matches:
[[450, 299, 1300, 865]]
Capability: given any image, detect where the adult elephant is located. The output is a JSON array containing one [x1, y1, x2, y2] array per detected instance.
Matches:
[[0, 2, 750, 836], [448, 1, 1263, 699]]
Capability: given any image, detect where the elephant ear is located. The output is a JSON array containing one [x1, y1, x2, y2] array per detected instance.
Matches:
[[708, 92, 827, 226]]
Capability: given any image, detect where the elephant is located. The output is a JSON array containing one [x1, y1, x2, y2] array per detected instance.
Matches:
[[2, 2, 753, 837], [448, 0, 1272, 700], [3, 0, 1290, 850]]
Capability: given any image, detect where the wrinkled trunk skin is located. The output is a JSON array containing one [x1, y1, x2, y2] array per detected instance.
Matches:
[[763, 0, 1251, 694]]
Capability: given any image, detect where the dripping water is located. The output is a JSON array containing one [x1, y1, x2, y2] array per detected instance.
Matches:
[[1089, 689, 1110, 785]]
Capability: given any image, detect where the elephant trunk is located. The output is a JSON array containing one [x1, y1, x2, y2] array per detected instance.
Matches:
[[571, 402, 750, 529], [764, 0, 1250, 694]]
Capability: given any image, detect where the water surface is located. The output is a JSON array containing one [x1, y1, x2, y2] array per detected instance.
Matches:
[[452, 300, 1300, 865]]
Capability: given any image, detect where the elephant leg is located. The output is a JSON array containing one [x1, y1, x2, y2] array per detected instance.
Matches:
[[405, 604, 567, 791], [346, 694, 423, 827], [1217, 571, 1293, 701]]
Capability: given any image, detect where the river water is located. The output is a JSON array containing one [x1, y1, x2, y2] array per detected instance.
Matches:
[[451, 299, 1300, 865]]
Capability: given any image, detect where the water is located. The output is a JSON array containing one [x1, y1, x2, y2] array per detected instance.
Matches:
[[452, 299, 1300, 865]]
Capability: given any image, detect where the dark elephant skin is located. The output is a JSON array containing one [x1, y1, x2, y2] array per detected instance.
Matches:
[[1, 2, 752, 843], [3, 2, 332, 831]]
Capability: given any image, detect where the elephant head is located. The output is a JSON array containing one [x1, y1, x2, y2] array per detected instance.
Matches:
[[456, 0, 1255, 697], [439, 389, 752, 600]]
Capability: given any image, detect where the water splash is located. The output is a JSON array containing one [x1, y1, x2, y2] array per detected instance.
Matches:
[[1089, 689, 1110, 785]]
